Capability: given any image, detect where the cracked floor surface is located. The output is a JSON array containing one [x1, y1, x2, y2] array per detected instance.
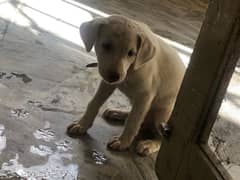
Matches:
[[0, 0, 239, 179]]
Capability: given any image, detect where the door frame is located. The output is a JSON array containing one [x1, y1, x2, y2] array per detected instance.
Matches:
[[155, 0, 240, 179]]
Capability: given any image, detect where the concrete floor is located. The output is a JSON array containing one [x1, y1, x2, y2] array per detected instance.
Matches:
[[209, 69, 240, 180], [0, 0, 239, 179]]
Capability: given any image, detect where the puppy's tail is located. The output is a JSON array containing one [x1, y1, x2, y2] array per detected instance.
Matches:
[[86, 62, 98, 68]]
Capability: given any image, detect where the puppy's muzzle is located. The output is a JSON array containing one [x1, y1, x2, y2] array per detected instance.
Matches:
[[106, 71, 121, 83]]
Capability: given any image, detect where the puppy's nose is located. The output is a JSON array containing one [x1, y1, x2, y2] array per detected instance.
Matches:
[[107, 72, 120, 82]]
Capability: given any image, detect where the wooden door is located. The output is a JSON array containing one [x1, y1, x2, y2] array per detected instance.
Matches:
[[155, 0, 240, 179]]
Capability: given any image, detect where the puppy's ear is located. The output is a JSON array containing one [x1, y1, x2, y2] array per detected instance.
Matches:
[[134, 34, 156, 70], [80, 18, 107, 52]]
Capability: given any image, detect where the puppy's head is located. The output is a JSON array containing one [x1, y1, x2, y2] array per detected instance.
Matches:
[[80, 15, 156, 84]]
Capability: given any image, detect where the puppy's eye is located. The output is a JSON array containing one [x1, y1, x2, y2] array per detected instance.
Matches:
[[128, 49, 135, 57], [102, 42, 112, 51]]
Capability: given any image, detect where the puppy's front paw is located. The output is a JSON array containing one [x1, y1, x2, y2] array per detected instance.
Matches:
[[66, 122, 89, 137], [107, 136, 130, 151]]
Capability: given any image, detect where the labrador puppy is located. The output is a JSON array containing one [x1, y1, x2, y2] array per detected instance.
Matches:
[[67, 15, 185, 156]]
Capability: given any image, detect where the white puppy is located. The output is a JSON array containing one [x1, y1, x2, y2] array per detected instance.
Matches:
[[67, 15, 185, 156]]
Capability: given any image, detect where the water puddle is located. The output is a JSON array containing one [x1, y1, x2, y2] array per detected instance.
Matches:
[[1, 153, 78, 180], [11, 73, 32, 83], [27, 100, 42, 107], [0, 170, 25, 180], [0, 123, 77, 179], [0, 124, 6, 154], [5, 75, 12, 79], [35, 40, 44, 45], [30, 145, 53, 157], [51, 95, 61, 104], [28, 99, 78, 114], [33, 122, 55, 142], [11, 109, 30, 119], [0, 72, 32, 83], [0, 72, 6, 79], [55, 139, 72, 152], [90, 150, 108, 165]]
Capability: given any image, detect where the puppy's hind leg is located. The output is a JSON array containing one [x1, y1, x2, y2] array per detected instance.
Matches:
[[102, 109, 129, 124], [136, 139, 161, 156], [135, 106, 173, 156]]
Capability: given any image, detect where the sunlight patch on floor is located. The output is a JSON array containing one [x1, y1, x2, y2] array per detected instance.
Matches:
[[0, 0, 192, 65]]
